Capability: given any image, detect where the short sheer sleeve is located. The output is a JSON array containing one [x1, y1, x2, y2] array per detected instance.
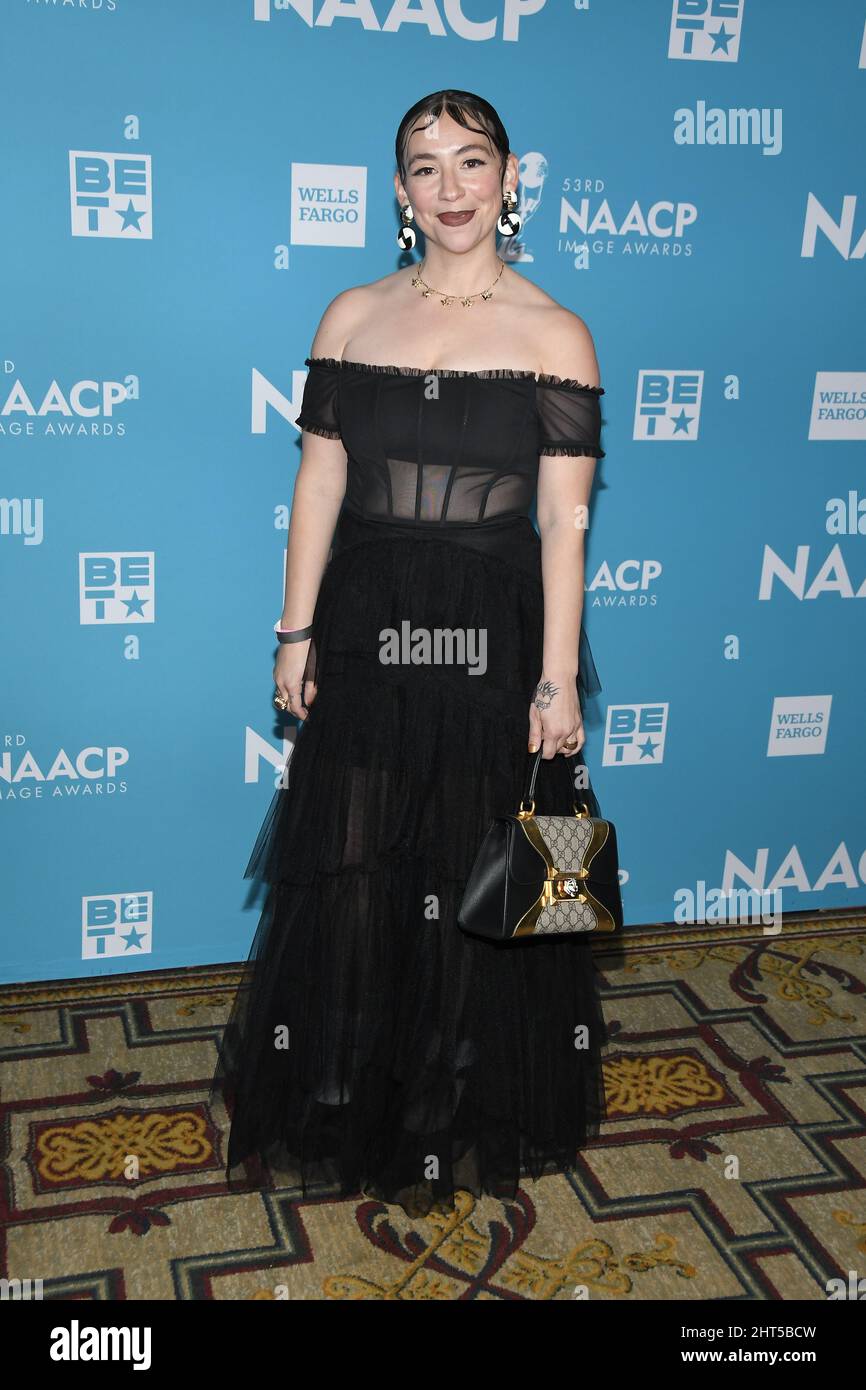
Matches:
[[294, 356, 342, 439], [535, 375, 605, 458]]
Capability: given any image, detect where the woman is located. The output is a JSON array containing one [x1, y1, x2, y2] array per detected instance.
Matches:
[[212, 90, 610, 1219]]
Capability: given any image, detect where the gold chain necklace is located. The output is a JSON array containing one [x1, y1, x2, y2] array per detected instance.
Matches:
[[411, 257, 505, 308]]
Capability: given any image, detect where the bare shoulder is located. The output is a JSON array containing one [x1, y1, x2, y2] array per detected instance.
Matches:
[[504, 270, 602, 385], [308, 269, 409, 358], [307, 284, 367, 359], [537, 303, 601, 387]]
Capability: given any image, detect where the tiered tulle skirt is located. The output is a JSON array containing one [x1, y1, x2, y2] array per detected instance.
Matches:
[[211, 510, 609, 1217]]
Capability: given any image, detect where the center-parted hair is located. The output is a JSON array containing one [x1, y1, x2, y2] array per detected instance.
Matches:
[[395, 89, 511, 184]]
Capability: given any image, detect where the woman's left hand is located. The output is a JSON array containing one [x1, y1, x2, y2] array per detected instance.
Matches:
[[528, 672, 584, 759]]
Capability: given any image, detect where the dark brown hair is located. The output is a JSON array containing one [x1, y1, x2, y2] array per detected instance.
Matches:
[[395, 90, 511, 185]]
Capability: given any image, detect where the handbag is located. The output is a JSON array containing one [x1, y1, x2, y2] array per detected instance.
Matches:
[[457, 748, 623, 941]]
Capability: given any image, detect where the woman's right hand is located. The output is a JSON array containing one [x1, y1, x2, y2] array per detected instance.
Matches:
[[273, 640, 317, 721]]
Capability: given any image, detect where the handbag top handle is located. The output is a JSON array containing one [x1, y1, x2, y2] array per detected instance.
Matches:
[[520, 748, 591, 818]]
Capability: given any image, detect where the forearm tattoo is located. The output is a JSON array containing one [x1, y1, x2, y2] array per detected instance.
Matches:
[[533, 679, 560, 710]]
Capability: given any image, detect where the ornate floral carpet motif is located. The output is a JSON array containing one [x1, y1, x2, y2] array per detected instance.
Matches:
[[1, 913, 864, 1300]]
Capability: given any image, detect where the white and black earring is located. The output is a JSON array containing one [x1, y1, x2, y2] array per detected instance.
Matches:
[[497, 188, 521, 237], [397, 202, 416, 250]]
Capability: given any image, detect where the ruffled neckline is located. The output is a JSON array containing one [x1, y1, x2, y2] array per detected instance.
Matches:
[[305, 355, 604, 394]]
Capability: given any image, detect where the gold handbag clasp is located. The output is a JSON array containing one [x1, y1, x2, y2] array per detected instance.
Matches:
[[541, 869, 589, 907]]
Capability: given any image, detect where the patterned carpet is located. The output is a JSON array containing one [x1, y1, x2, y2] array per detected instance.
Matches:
[[1, 913, 864, 1301]]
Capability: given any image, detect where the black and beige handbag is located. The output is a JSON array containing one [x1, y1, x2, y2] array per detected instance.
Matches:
[[457, 749, 623, 941]]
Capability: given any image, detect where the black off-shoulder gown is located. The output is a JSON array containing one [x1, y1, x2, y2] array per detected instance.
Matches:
[[211, 355, 610, 1218]]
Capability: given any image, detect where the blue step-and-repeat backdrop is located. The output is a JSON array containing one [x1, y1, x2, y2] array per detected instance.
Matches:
[[2, 0, 864, 984]]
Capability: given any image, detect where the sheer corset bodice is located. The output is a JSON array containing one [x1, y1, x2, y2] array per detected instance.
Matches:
[[294, 356, 605, 526]]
